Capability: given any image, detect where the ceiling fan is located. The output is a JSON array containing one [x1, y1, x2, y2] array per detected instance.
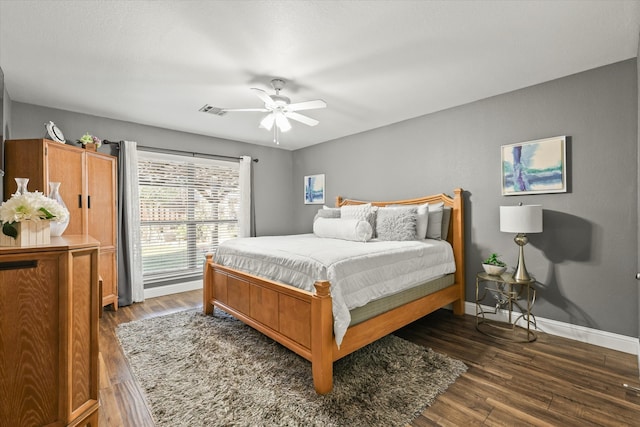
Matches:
[[200, 78, 327, 144]]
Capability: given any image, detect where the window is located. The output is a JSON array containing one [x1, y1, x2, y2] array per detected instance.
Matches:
[[137, 150, 239, 284]]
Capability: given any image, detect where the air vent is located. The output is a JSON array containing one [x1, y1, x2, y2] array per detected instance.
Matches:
[[199, 104, 227, 116]]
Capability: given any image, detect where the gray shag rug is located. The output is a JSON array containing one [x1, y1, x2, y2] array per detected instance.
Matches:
[[116, 309, 467, 427]]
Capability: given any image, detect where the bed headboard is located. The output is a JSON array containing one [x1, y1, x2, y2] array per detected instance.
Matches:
[[336, 189, 465, 297]]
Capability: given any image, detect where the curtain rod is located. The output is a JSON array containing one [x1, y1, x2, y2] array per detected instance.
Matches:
[[102, 140, 259, 163]]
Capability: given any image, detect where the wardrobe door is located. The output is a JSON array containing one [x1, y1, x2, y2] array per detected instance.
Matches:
[[85, 153, 116, 247], [47, 143, 86, 235], [86, 152, 119, 309]]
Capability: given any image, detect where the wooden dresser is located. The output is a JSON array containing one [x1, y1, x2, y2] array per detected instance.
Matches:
[[0, 236, 100, 426], [3, 138, 118, 311]]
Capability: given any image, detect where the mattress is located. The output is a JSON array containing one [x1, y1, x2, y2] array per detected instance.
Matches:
[[214, 233, 456, 346], [348, 273, 454, 326]]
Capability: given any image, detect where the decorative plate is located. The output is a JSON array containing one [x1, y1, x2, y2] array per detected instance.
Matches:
[[45, 121, 65, 144]]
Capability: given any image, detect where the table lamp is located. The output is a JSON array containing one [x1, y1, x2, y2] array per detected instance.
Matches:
[[500, 204, 543, 282]]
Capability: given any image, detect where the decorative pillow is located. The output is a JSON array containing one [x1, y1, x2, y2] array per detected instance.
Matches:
[[426, 202, 444, 240], [322, 205, 340, 213], [313, 218, 373, 242], [314, 208, 340, 222], [389, 203, 429, 239], [341, 203, 377, 235], [375, 207, 418, 241]]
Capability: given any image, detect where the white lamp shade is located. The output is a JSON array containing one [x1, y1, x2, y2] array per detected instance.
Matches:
[[500, 205, 543, 233]]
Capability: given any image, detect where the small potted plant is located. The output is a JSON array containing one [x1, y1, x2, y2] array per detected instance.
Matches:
[[78, 133, 102, 151], [482, 253, 507, 276]]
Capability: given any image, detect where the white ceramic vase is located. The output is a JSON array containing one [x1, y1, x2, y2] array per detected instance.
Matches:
[[48, 182, 70, 237]]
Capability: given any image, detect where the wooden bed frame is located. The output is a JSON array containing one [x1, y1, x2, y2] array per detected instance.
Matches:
[[203, 188, 465, 394]]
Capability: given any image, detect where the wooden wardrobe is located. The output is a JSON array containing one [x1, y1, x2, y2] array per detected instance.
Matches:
[[0, 236, 100, 426], [3, 138, 119, 310]]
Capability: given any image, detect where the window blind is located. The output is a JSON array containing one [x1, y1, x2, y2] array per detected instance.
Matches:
[[137, 150, 240, 284]]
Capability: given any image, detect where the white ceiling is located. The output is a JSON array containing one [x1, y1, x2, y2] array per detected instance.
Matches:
[[1, 1, 639, 150]]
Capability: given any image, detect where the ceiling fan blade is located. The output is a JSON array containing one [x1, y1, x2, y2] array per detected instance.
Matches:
[[287, 99, 327, 111], [221, 108, 269, 112], [251, 88, 276, 108], [275, 112, 292, 132], [259, 113, 275, 130], [285, 111, 319, 127]]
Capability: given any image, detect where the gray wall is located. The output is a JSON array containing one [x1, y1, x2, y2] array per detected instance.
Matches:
[[293, 59, 639, 338], [1, 83, 12, 196], [8, 102, 295, 237]]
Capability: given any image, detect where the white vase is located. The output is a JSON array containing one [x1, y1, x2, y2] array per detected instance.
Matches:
[[14, 177, 29, 195], [48, 182, 69, 237]]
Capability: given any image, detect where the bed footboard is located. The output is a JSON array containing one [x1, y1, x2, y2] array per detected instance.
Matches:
[[203, 254, 335, 394]]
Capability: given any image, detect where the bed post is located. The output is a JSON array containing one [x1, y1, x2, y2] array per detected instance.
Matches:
[[311, 280, 333, 394], [452, 188, 465, 315], [203, 253, 215, 315]]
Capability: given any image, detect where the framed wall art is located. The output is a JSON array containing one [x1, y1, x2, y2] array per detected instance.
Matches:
[[502, 136, 567, 196], [304, 174, 325, 204]]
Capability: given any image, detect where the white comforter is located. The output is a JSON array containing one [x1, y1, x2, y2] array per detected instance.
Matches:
[[214, 234, 455, 346]]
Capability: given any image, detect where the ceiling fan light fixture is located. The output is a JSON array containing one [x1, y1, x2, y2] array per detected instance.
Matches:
[[259, 113, 275, 131], [275, 112, 292, 132]]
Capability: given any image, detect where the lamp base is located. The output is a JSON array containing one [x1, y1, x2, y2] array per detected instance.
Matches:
[[513, 233, 532, 282]]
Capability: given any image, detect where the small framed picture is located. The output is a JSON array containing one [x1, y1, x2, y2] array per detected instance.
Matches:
[[502, 136, 567, 195], [304, 174, 325, 204]]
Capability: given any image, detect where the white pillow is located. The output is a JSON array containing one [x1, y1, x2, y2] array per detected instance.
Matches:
[[426, 202, 444, 240], [313, 218, 373, 242], [416, 203, 429, 239], [341, 203, 377, 235], [340, 203, 371, 219]]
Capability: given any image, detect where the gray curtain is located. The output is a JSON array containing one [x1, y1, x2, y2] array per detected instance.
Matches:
[[117, 141, 144, 306], [239, 156, 254, 237]]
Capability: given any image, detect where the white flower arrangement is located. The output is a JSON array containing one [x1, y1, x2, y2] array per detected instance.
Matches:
[[0, 191, 69, 239]]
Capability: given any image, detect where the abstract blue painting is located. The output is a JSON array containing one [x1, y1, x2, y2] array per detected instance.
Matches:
[[304, 174, 325, 204], [502, 136, 567, 195]]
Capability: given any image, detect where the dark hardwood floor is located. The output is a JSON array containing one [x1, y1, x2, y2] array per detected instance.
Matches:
[[99, 290, 640, 426]]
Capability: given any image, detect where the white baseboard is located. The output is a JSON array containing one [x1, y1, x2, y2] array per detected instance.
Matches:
[[143, 280, 202, 300], [465, 301, 638, 355]]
